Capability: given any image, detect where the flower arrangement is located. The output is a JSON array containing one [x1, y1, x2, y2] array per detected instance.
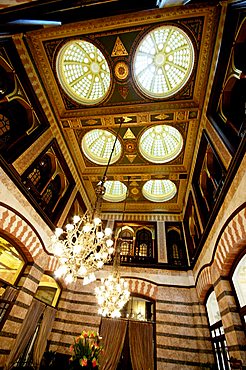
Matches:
[[69, 330, 103, 369]]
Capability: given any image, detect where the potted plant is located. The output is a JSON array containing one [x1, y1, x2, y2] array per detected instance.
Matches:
[[69, 330, 103, 369]]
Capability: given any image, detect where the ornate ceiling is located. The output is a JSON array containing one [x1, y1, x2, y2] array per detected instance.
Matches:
[[14, 3, 220, 216]]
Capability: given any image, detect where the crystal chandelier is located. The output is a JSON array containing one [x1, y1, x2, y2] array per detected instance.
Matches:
[[51, 211, 114, 284], [51, 117, 126, 285], [95, 269, 130, 318], [95, 177, 130, 318]]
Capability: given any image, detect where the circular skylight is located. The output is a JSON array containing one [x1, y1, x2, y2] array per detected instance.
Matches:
[[81, 129, 122, 165], [139, 125, 183, 163], [103, 181, 127, 202], [142, 179, 177, 202], [56, 40, 111, 105], [133, 25, 194, 98]]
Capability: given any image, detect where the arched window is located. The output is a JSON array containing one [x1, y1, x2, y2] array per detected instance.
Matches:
[[206, 291, 230, 369], [166, 227, 187, 266], [0, 236, 25, 287], [34, 274, 61, 307], [118, 228, 134, 262], [135, 228, 152, 259], [232, 253, 246, 330], [0, 114, 10, 137], [28, 154, 53, 192], [0, 236, 25, 330], [42, 174, 62, 211], [121, 294, 154, 322]]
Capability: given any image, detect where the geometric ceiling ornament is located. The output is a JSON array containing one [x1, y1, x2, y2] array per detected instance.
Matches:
[[126, 154, 137, 163], [114, 61, 129, 80], [139, 124, 183, 163], [118, 85, 129, 99], [155, 113, 170, 120], [56, 40, 111, 105], [133, 25, 195, 99], [122, 116, 133, 123], [142, 179, 177, 202], [81, 129, 122, 165], [111, 36, 129, 57], [123, 128, 136, 139]]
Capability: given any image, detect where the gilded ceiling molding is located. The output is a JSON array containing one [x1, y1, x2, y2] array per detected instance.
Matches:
[[24, 5, 219, 119], [101, 212, 182, 222], [13, 129, 53, 174], [26, 5, 218, 39]]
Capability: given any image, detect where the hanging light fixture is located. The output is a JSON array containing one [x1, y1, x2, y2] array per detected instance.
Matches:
[[95, 178, 130, 318], [51, 117, 126, 285]]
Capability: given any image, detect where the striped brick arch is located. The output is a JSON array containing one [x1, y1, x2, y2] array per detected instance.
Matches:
[[197, 206, 246, 301], [0, 204, 58, 272], [127, 278, 158, 300]]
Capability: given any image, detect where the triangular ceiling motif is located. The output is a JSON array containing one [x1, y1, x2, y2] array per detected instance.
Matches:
[[111, 36, 129, 57], [126, 154, 137, 163], [123, 129, 136, 139]]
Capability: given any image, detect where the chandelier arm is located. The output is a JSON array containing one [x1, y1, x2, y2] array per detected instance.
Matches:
[[93, 116, 125, 217]]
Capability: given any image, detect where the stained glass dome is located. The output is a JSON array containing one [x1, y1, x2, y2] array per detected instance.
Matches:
[[103, 181, 127, 202], [133, 25, 194, 98], [81, 129, 122, 165], [56, 40, 111, 105], [139, 125, 183, 163], [142, 179, 177, 202]]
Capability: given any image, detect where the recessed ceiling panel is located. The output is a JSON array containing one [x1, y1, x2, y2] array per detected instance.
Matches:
[[103, 180, 127, 202], [56, 40, 111, 105], [139, 124, 183, 163], [133, 25, 194, 98], [142, 179, 177, 202], [81, 129, 122, 165]]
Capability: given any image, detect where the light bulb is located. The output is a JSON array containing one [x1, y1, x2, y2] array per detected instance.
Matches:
[[53, 241, 64, 256], [66, 223, 74, 231], [78, 265, 87, 276], [97, 231, 104, 239], [97, 261, 104, 269], [74, 244, 82, 254], [104, 227, 112, 236], [55, 228, 63, 237], [106, 239, 113, 247], [93, 217, 101, 226], [73, 215, 81, 224], [83, 223, 92, 232], [65, 273, 74, 284]]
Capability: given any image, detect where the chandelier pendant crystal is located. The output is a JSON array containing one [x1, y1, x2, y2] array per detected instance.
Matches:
[[95, 269, 130, 318], [52, 211, 114, 284]]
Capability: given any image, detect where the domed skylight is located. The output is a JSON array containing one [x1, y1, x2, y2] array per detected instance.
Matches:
[[56, 40, 111, 105], [103, 181, 127, 202], [81, 129, 122, 165], [139, 125, 183, 163], [133, 25, 194, 98], [142, 180, 177, 202]]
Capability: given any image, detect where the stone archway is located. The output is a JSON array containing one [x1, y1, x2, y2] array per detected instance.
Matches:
[[0, 203, 58, 272], [196, 206, 246, 301]]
